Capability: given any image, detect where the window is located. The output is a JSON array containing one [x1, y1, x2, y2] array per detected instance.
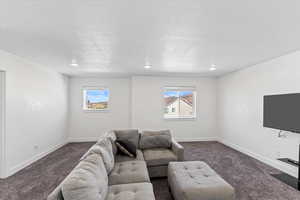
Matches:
[[164, 107, 169, 113], [83, 87, 109, 111], [163, 87, 196, 119]]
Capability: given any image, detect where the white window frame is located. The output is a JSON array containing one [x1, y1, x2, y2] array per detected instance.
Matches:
[[163, 86, 197, 119], [82, 86, 109, 112]]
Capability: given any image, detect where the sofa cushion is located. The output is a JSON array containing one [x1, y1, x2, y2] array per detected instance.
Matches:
[[106, 183, 155, 200], [115, 149, 144, 163], [108, 161, 150, 185], [143, 148, 177, 167], [114, 129, 139, 149], [62, 153, 108, 200], [95, 138, 115, 173], [139, 130, 172, 150]]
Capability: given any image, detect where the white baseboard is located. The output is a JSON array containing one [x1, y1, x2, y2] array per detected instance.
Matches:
[[68, 137, 218, 143], [68, 137, 98, 143], [6, 141, 67, 178], [6, 136, 294, 179], [176, 137, 218, 142], [219, 139, 298, 178]]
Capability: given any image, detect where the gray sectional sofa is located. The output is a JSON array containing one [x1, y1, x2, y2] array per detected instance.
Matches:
[[47, 129, 184, 200]]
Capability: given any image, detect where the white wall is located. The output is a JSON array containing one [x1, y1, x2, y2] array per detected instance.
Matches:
[[217, 51, 300, 177], [132, 76, 217, 141], [68, 77, 131, 142], [0, 71, 5, 178], [0, 50, 69, 178], [68, 76, 217, 142]]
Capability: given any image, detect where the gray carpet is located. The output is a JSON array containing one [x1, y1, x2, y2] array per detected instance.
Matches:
[[0, 142, 299, 200]]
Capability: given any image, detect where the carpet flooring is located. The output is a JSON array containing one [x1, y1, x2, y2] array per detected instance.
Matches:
[[0, 142, 299, 200]]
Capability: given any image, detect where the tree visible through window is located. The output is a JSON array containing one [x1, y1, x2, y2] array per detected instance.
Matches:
[[83, 88, 109, 111], [164, 87, 196, 119]]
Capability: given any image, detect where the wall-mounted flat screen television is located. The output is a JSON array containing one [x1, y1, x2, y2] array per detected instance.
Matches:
[[264, 93, 300, 133]]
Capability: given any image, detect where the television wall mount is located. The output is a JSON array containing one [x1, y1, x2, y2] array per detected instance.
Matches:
[[277, 130, 287, 138]]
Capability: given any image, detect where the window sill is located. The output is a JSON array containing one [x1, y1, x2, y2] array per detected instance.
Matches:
[[83, 109, 110, 113], [164, 116, 197, 121]]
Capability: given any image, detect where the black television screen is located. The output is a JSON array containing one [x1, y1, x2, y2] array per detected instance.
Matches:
[[263, 93, 300, 133]]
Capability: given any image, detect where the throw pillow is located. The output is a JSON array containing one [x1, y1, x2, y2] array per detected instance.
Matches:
[[115, 139, 137, 157], [113, 129, 139, 149]]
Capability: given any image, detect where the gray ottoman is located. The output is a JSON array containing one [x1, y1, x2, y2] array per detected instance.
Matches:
[[168, 161, 235, 200]]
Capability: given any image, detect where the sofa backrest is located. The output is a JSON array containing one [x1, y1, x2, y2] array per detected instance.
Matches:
[[104, 130, 117, 141], [47, 132, 116, 200], [47, 152, 109, 200], [95, 137, 115, 174], [104, 130, 117, 155], [139, 130, 172, 149], [61, 153, 108, 200]]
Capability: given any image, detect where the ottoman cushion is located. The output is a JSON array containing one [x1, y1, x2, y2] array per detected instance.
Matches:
[[168, 161, 235, 200]]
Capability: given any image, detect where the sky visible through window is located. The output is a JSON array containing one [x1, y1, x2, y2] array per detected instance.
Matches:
[[164, 91, 193, 97], [86, 89, 109, 103]]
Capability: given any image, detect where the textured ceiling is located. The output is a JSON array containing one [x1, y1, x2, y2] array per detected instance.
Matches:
[[0, 0, 300, 77]]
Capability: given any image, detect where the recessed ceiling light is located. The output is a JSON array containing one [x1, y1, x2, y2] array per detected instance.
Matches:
[[210, 64, 216, 71], [70, 63, 79, 67], [144, 65, 151, 69], [70, 59, 79, 67]]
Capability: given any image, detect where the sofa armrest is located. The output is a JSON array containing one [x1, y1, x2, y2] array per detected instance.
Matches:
[[171, 139, 184, 161]]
